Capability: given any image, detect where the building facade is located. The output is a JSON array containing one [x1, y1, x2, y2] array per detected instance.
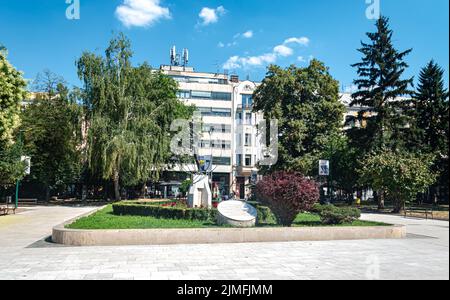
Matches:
[[160, 64, 263, 200]]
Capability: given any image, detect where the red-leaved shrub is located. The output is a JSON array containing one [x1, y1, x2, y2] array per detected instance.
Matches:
[[255, 171, 320, 226]]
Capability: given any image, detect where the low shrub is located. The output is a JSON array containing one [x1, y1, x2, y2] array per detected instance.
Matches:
[[113, 201, 218, 222], [255, 172, 320, 226], [313, 204, 361, 225]]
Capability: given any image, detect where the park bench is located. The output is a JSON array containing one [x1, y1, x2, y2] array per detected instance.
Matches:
[[18, 199, 38, 206], [0, 198, 16, 215], [404, 204, 435, 220], [0, 205, 7, 216]]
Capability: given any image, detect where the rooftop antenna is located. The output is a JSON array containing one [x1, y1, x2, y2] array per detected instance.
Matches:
[[170, 46, 176, 66], [182, 48, 189, 67]]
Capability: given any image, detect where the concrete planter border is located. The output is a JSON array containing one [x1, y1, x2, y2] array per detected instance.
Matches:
[[52, 209, 406, 246]]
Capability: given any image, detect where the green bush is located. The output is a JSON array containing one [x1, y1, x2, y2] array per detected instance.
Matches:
[[113, 201, 217, 222], [247, 201, 276, 225], [313, 204, 361, 225]]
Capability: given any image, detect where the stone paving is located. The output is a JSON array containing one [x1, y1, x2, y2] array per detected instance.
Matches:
[[0, 206, 448, 280]]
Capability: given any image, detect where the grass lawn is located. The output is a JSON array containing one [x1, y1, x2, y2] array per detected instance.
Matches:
[[67, 205, 389, 230]]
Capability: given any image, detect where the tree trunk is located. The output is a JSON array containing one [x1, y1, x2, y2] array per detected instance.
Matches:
[[113, 170, 121, 201], [140, 183, 147, 199], [378, 190, 385, 210], [82, 184, 87, 205], [392, 199, 403, 214], [45, 185, 51, 203]]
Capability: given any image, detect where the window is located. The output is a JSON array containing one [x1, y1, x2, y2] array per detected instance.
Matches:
[[198, 108, 232, 117], [177, 90, 191, 99], [245, 155, 252, 167], [210, 140, 231, 149], [237, 134, 242, 146], [191, 91, 231, 101], [191, 91, 212, 99], [245, 113, 252, 125], [211, 92, 232, 101], [222, 140, 231, 150], [171, 76, 228, 85], [202, 124, 231, 133], [236, 154, 243, 166], [213, 157, 231, 166], [199, 140, 210, 148], [242, 94, 253, 108], [245, 134, 252, 147]]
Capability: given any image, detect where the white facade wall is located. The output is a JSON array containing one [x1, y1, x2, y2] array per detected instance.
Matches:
[[161, 66, 262, 199]]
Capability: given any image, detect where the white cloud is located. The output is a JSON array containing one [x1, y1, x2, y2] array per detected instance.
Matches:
[[224, 53, 277, 70], [344, 84, 359, 93], [242, 30, 254, 39], [116, 0, 170, 28], [199, 6, 226, 26], [274, 45, 293, 57], [218, 42, 225, 48], [223, 36, 311, 70], [284, 37, 310, 46]]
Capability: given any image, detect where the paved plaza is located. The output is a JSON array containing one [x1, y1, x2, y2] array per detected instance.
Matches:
[[0, 206, 448, 280]]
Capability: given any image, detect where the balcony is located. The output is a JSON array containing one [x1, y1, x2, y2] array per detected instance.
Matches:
[[237, 104, 253, 110], [237, 166, 254, 177]]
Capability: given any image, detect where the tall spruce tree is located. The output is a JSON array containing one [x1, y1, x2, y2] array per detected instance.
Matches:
[[414, 60, 449, 154], [413, 60, 449, 202], [350, 16, 414, 151]]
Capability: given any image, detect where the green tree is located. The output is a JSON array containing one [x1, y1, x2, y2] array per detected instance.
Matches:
[[350, 16, 413, 152], [413, 60, 449, 154], [0, 140, 25, 187], [253, 60, 346, 175], [77, 33, 192, 201], [21, 71, 82, 201], [322, 134, 360, 199], [0, 46, 27, 145], [413, 60, 449, 201], [359, 150, 437, 213], [0, 46, 27, 187]]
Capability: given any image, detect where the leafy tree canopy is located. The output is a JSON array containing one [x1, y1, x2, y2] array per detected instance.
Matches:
[[21, 71, 83, 199], [0, 45, 27, 186], [359, 149, 437, 213], [253, 60, 346, 175], [77, 33, 193, 200]]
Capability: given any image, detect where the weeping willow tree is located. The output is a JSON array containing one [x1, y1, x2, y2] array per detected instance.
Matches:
[[77, 34, 192, 200]]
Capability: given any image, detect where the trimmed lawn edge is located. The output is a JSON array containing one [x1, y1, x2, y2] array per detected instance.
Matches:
[[52, 208, 406, 246]]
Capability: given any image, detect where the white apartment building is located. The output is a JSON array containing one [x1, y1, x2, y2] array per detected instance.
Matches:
[[160, 64, 263, 200]]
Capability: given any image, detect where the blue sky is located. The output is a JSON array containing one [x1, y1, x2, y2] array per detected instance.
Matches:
[[1, 0, 448, 90]]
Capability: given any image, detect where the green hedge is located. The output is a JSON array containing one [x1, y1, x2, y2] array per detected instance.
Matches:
[[113, 201, 276, 225], [112, 201, 218, 222], [248, 201, 277, 225], [312, 204, 361, 225]]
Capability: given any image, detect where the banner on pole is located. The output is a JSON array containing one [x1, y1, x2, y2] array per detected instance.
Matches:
[[319, 160, 330, 176]]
